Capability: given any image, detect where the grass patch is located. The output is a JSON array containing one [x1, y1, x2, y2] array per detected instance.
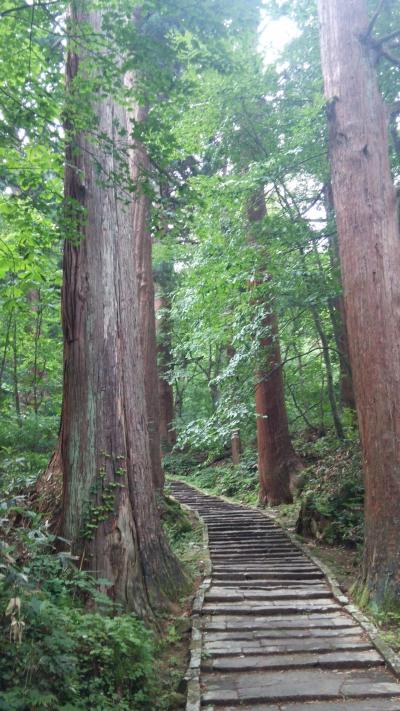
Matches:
[[164, 450, 259, 505]]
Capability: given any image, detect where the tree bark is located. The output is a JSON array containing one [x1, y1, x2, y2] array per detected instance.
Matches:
[[248, 190, 300, 505], [318, 0, 400, 603], [131, 107, 164, 490], [60, 4, 184, 616]]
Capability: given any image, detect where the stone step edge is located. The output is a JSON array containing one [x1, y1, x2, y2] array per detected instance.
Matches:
[[169, 492, 212, 711], [278, 522, 400, 680]]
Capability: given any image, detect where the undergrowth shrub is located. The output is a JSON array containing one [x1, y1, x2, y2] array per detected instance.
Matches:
[[295, 436, 364, 547], [0, 505, 156, 711], [0, 477, 198, 710], [0, 596, 154, 711]]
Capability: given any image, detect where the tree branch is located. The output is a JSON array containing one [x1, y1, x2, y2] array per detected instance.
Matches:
[[381, 47, 400, 67], [377, 28, 400, 45], [390, 100, 400, 116], [0, 1, 59, 18], [365, 0, 387, 38]]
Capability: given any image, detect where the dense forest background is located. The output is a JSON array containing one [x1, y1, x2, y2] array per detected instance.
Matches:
[[1, 0, 400, 709]]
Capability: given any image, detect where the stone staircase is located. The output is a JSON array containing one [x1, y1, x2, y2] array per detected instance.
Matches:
[[170, 480, 400, 711]]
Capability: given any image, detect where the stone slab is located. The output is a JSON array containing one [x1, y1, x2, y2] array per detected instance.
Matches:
[[203, 634, 372, 656], [203, 648, 382, 672], [202, 612, 356, 631], [203, 627, 362, 641], [201, 668, 400, 705], [202, 600, 339, 616], [204, 700, 400, 711], [205, 586, 332, 601]]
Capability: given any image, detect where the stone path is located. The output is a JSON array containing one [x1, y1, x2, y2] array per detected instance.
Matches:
[[170, 480, 400, 711]]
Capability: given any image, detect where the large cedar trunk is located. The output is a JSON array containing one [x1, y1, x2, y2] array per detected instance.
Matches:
[[318, 0, 400, 602], [155, 292, 176, 450], [61, 5, 184, 615], [249, 191, 299, 505], [132, 112, 164, 490]]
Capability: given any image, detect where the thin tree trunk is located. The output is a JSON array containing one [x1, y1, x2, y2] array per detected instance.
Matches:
[[227, 344, 241, 464], [328, 295, 355, 410], [12, 315, 22, 427], [131, 106, 164, 490], [231, 430, 241, 465], [32, 304, 43, 415], [60, 4, 184, 615], [155, 291, 176, 451], [323, 182, 355, 410], [310, 305, 344, 439], [248, 190, 300, 505], [0, 312, 12, 389], [318, 0, 400, 603]]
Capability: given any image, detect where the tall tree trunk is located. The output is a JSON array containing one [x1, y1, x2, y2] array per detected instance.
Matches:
[[227, 344, 241, 465], [231, 430, 241, 465], [324, 182, 355, 410], [155, 291, 176, 451], [318, 0, 400, 603], [132, 109, 164, 490], [12, 314, 22, 427], [248, 190, 300, 505], [32, 302, 43, 415], [310, 304, 344, 439], [61, 4, 184, 616], [0, 312, 12, 391]]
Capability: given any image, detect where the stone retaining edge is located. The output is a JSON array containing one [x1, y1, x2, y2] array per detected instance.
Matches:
[[287, 532, 400, 678], [169, 492, 212, 711]]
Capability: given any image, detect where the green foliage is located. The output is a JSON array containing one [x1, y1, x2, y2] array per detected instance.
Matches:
[[160, 492, 204, 579], [0, 474, 201, 710], [0, 494, 155, 710], [0, 599, 155, 711]]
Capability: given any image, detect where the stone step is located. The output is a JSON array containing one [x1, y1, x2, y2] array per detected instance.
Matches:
[[204, 516, 276, 528], [211, 571, 324, 581], [209, 552, 310, 557], [203, 635, 373, 656], [211, 553, 319, 572], [202, 612, 357, 631], [211, 579, 327, 588], [207, 528, 279, 533], [202, 600, 340, 616], [201, 668, 400, 706], [210, 561, 320, 568], [203, 700, 400, 710], [211, 570, 324, 579], [209, 544, 288, 549], [205, 587, 332, 602], [203, 627, 363, 642], [202, 649, 383, 672]]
